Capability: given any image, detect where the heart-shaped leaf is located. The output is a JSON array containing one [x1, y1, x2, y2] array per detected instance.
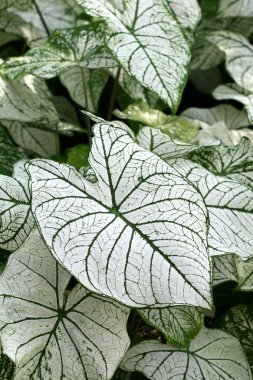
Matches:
[[120, 328, 252, 380], [75, 0, 200, 112], [0, 229, 130, 380], [27, 121, 212, 308]]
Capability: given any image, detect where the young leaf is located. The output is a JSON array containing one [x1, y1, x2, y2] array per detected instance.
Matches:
[[0, 162, 34, 251], [0, 229, 130, 380], [139, 306, 203, 347], [27, 122, 212, 308], [75, 0, 200, 112], [0, 24, 116, 79], [215, 304, 253, 374], [209, 31, 253, 93], [213, 84, 253, 124], [60, 67, 108, 112], [0, 124, 25, 176], [0, 74, 58, 124], [120, 328, 252, 380]]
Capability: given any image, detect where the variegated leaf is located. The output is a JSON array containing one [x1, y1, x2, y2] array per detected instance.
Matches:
[[120, 328, 252, 380], [213, 255, 237, 286], [235, 256, 253, 291], [60, 67, 108, 112], [139, 306, 203, 346], [0, 124, 25, 176], [0, 0, 31, 10], [218, 0, 253, 17], [215, 304, 253, 374], [0, 229, 130, 380], [0, 74, 58, 124], [27, 121, 212, 308], [213, 84, 253, 123], [0, 345, 15, 380], [0, 161, 34, 251], [0, 24, 115, 80], [75, 0, 200, 112]]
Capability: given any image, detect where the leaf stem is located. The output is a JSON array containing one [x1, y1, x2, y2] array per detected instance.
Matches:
[[80, 68, 92, 146], [32, 0, 51, 38], [107, 67, 121, 121]]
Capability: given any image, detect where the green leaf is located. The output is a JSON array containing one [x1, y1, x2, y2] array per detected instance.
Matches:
[[75, 0, 200, 112], [0, 161, 34, 251], [0, 124, 25, 176], [0, 0, 31, 10], [215, 304, 253, 375], [0, 74, 58, 124], [0, 229, 130, 379], [0, 24, 116, 79], [189, 67, 222, 95], [120, 328, 252, 380], [114, 102, 199, 142], [27, 121, 212, 308], [139, 306, 203, 347], [66, 144, 89, 169], [213, 84, 253, 124], [0, 345, 15, 380], [60, 67, 108, 112], [213, 255, 238, 286], [209, 31, 253, 93]]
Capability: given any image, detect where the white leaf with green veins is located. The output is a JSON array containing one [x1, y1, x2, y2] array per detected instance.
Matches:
[[187, 138, 253, 190], [209, 31, 253, 93], [218, 0, 253, 17], [120, 328, 252, 380], [60, 67, 108, 112], [212, 254, 237, 286], [0, 229, 130, 380], [0, 74, 58, 124], [213, 84, 253, 124], [2, 120, 59, 158], [139, 306, 203, 347], [0, 161, 34, 251], [75, 0, 198, 112], [0, 24, 116, 80], [27, 122, 212, 308], [167, 0, 201, 32], [235, 256, 253, 291], [216, 304, 253, 374]]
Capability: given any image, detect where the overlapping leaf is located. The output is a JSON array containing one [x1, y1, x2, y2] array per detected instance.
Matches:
[[216, 304, 253, 374], [75, 0, 199, 112], [60, 67, 108, 112], [0, 229, 130, 379], [0, 24, 116, 80], [139, 306, 203, 346], [27, 122, 212, 308], [120, 328, 252, 380], [0, 161, 34, 250], [213, 255, 237, 286]]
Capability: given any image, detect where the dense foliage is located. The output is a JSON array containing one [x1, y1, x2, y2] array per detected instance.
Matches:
[[0, 0, 253, 379]]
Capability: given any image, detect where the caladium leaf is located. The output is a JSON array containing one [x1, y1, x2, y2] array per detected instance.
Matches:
[[2, 120, 59, 157], [27, 121, 212, 308], [0, 229, 130, 380], [0, 161, 34, 251], [114, 102, 199, 142], [171, 159, 253, 259], [75, 0, 199, 112], [209, 31, 253, 93], [218, 0, 253, 17], [0, 24, 116, 80], [213, 255, 238, 286], [187, 138, 253, 190], [0, 74, 58, 124], [215, 304, 253, 374], [120, 328, 252, 380], [0, 124, 25, 176], [0, 0, 31, 10], [60, 67, 108, 112], [213, 84, 253, 124], [139, 306, 203, 347], [235, 257, 253, 291]]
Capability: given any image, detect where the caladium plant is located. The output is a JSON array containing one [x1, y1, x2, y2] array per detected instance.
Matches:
[[0, 0, 253, 379]]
